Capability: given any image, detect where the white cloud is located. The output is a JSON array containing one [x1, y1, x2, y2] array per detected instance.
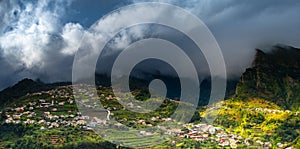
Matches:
[[61, 23, 85, 55], [0, 0, 76, 88], [0, 0, 63, 68]]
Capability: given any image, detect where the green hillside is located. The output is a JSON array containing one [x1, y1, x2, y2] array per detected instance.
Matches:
[[236, 45, 300, 110], [210, 98, 300, 148]]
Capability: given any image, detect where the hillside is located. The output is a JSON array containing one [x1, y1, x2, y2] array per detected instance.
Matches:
[[210, 98, 300, 149], [3, 83, 295, 149], [236, 45, 300, 110], [0, 79, 70, 108], [0, 84, 246, 148]]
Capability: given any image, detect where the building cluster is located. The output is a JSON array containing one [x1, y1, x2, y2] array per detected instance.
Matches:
[[177, 123, 276, 148], [246, 108, 289, 114], [1, 86, 108, 131]]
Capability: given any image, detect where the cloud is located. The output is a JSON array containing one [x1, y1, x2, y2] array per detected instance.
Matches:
[[0, 0, 300, 89], [0, 0, 82, 89], [129, 0, 300, 76], [61, 23, 85, 55], [85, 0, 300, 80]]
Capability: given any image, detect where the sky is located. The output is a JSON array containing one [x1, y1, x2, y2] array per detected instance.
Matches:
[[0, 0, 300, 90]]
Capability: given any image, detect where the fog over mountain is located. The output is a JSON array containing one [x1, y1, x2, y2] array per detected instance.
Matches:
[[0, 0, 300, 90]]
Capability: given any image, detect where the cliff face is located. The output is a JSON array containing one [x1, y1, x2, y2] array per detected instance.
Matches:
[[236, 45, 300, 110]]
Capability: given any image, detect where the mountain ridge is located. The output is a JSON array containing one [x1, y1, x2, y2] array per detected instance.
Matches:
[[0, 78, 70, 107], [236, 45, 300, 110]]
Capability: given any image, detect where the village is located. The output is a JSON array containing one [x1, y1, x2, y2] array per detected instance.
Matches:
[[0, 85, 288, 148], [177, 123, 276, 148], [2, 86, 92, 130]]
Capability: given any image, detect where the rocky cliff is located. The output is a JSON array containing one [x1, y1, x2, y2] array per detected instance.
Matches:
[[236, 45, 300, 110]]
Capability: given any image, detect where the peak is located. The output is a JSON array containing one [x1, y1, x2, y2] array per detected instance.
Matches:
[[0, 78, 48, 106], [12, 78, 43, 89], [253, 45, 300, 66], [17, 78, 35, 84], [255, 49, 265, 54]]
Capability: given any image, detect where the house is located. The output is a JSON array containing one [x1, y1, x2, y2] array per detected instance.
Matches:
[[14, 120, 21, 124], [53, 115, 59, 119], [276, 143, 283, 148], [24, 119, 35, 124], [51, 122, 59, 128], [230, 142, 237, 148], [13, 115, 21, 119], [5, 117, 13, 123], [76, 120, 86, 125], [162, 118, 172, 121], [91, 117, 106, 125], [39, 99, 46, 103], [38, 120, 46, 124], [151, 117, 157, 121], [68, 99, 74, 104], [264, 142, 272, 148], [254, 140, 264, 146], [138, 131, 154, 137], [219, 139, 230, 147], [208, 127, 216, 135], [87, 123, 96, 128], [192, 136, 206, 141], [41, 103, 51, 107], [58, 102, 65, 106], [80, 116, 89, 120], [16, 107, 24, 113], [23, 111, 30, 115]]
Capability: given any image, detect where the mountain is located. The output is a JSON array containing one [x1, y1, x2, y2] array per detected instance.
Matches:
[[236, 45, 300, 110], [0, 78, 70, 107], [95, 73, 238, 106]]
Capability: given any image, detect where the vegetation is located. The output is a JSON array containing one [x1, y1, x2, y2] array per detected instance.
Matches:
[[236, 45, 300, 110], [1, 45, 300, 148], [212, 98, 300, 146]]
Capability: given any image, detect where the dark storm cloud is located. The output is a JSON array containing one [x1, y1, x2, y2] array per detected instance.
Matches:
[[131, 0, 300, 76], [193, 0, 300, 76]]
